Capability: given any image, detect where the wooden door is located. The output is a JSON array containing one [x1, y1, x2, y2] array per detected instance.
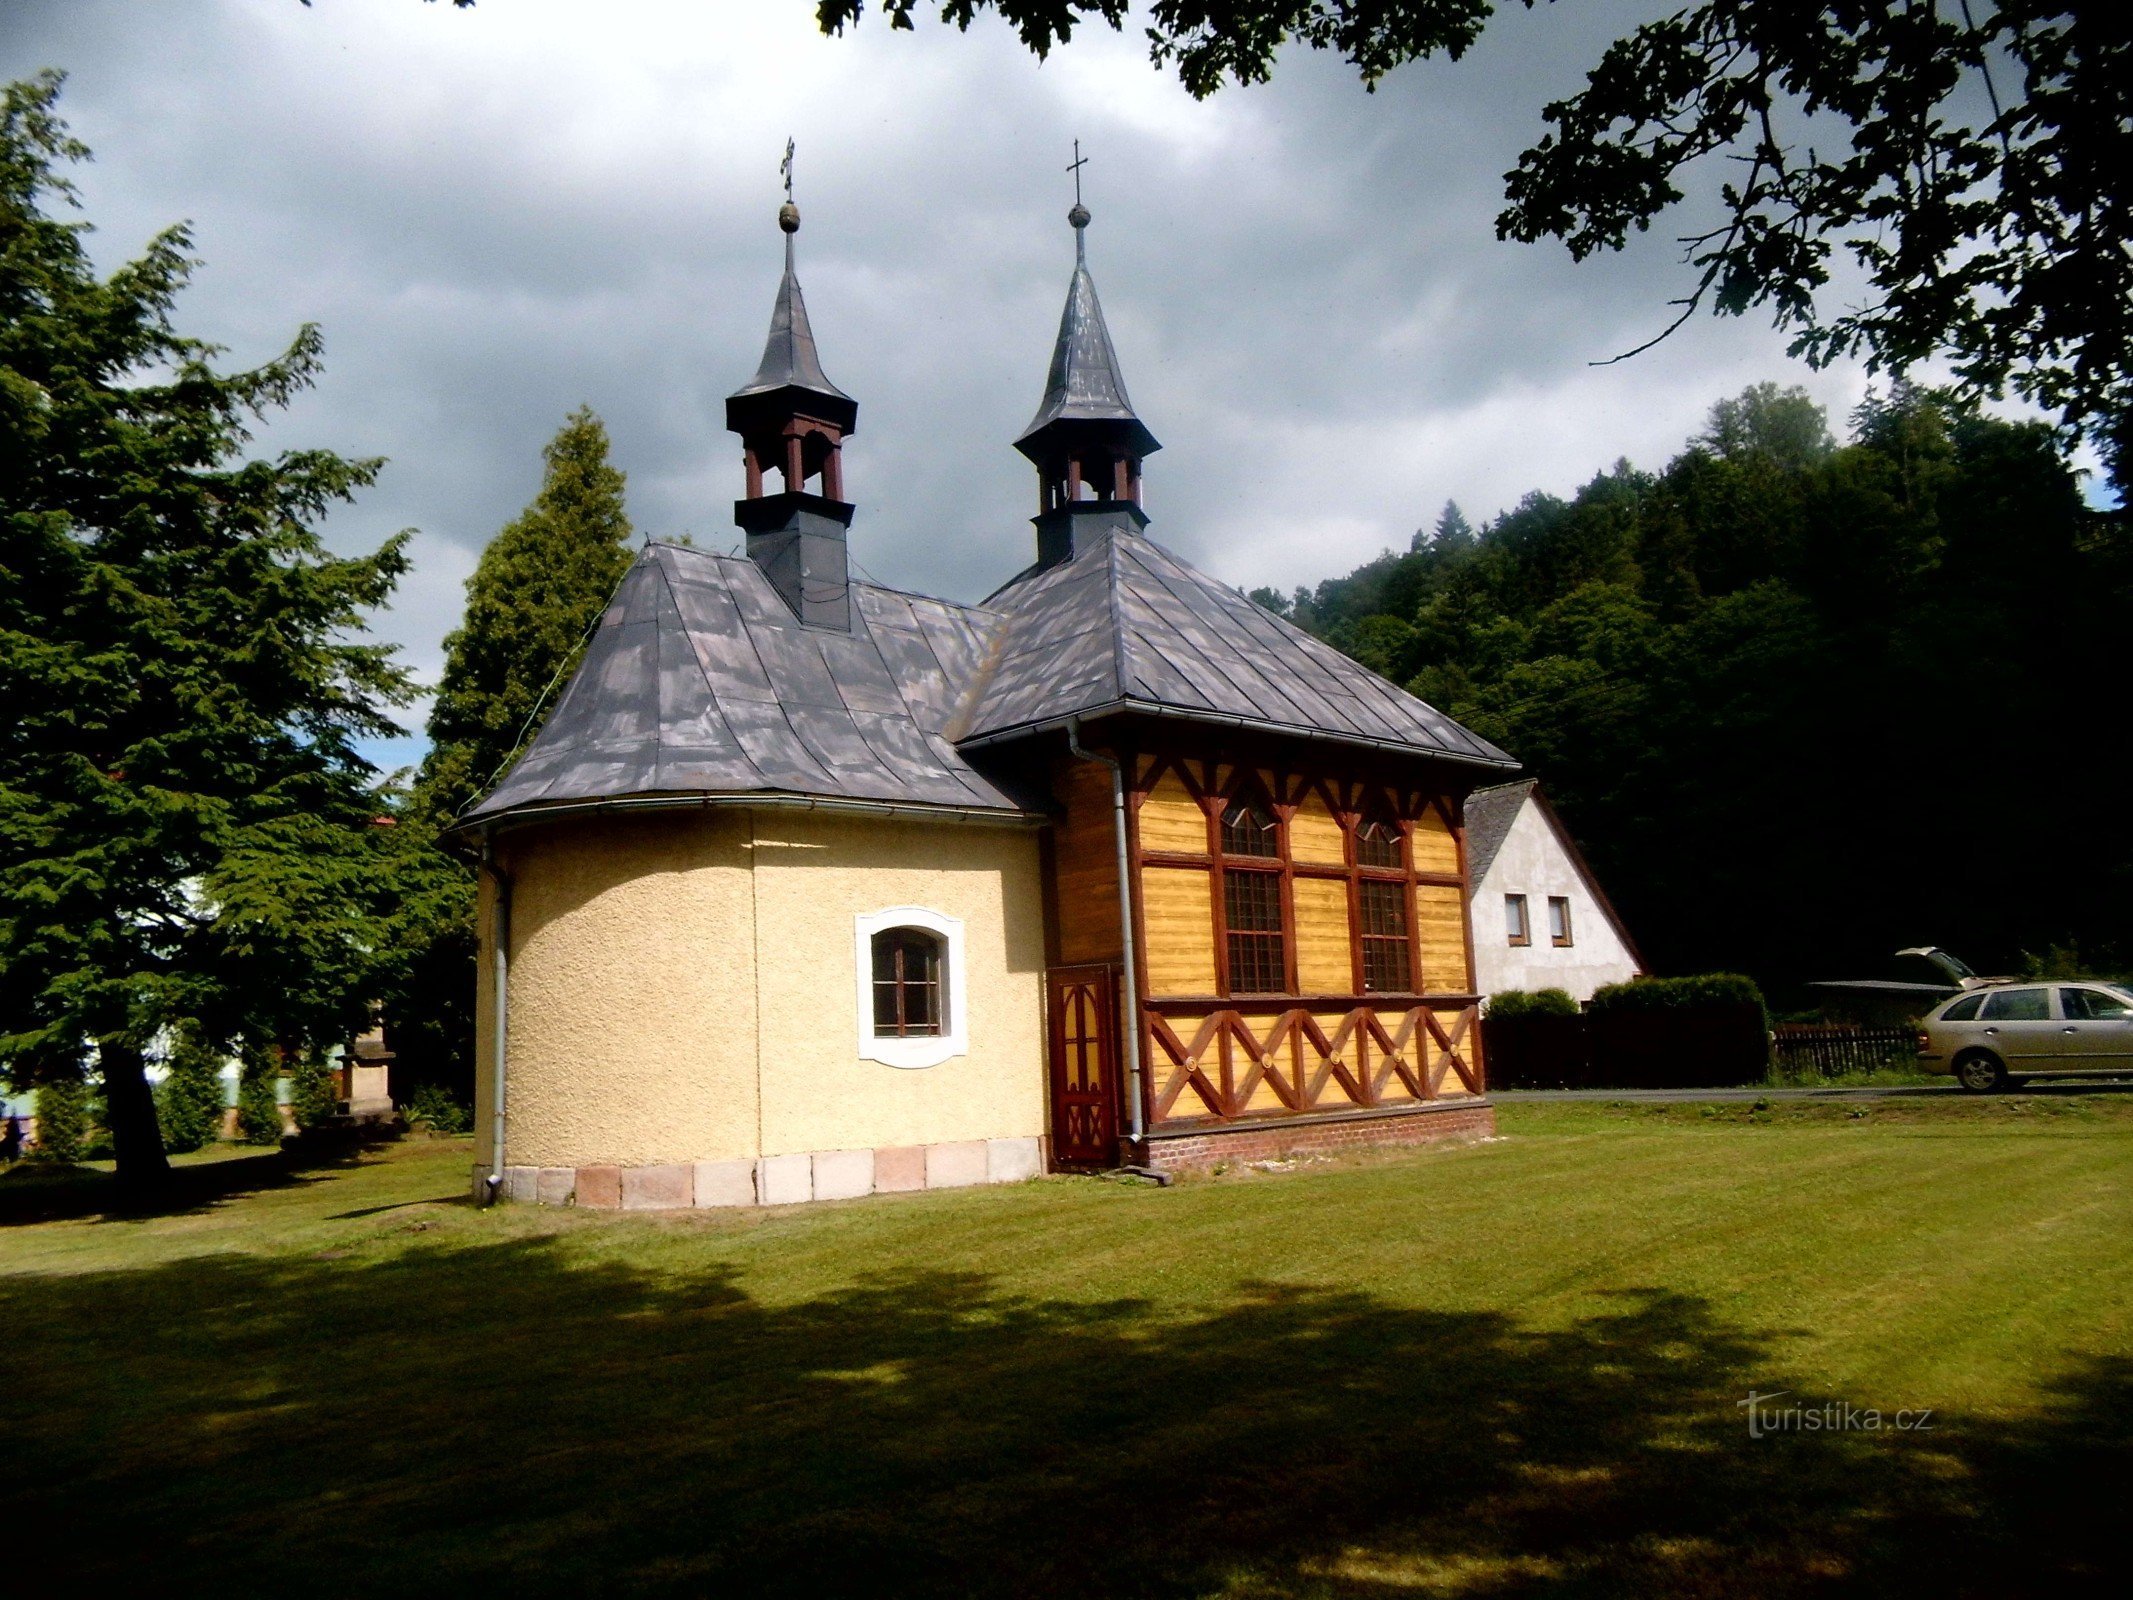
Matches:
[[1047, 965, 1119, 1168]]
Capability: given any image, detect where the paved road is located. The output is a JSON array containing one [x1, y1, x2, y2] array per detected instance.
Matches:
[[1493, 1081, 2133, 1104]]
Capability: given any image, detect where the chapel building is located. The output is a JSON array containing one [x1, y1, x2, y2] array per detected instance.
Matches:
[[460, 197, 1518, 1208]]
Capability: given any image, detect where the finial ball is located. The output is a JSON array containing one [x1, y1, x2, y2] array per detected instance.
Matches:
[[778, 202, 801, 233], [1068, 202, 1091, 230]]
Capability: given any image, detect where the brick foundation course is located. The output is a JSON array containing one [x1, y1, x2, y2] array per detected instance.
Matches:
[[1140, 1101, 1496, 1173]]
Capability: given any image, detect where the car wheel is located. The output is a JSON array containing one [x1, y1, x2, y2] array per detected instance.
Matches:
[[1954, 1050, 2007, 1093]]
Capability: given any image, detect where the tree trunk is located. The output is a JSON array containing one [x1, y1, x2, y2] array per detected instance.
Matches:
[[100, 1038, 170, 1190]]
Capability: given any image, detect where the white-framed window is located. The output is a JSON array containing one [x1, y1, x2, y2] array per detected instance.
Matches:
[[854, 906, 967, 1069]]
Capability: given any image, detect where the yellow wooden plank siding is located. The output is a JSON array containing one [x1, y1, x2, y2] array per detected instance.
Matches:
[[1292, 877, 1353, 993], [1288, 791, 1345, 865], [1416, 884, 1470, 992], [1412, 806, 1460, 875], [1139, 771, 1209, 855], [1053, 757, 1122, 966], [1142, 865, 1217, 995]]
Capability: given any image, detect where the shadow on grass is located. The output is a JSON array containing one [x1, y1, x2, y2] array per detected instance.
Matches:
[[3, 1239, 2124, 1596], [0, 1131, 413, 1226]]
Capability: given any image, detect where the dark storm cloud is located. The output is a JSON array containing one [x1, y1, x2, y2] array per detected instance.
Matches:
[[3, 0, 1883, 762]]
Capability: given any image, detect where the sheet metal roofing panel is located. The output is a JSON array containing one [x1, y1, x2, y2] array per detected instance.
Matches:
[[461, 545, 1028, 826], [957, 528, 1515, 770]]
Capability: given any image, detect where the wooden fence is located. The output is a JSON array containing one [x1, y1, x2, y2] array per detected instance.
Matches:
[[1771, 1024, 1919, 1079], [1483, 1003, 1771, 1090]]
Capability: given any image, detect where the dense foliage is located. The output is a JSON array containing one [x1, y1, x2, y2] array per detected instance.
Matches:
[[1587, 973, 1766, 1016], [379, 408, 634, 1104], [1260, 383, 2128, 995], [817, 2, 2132, 462], [1483, 987, 1578, 1019], [0, 74, 412, 1184], [154, 1023, 226, 1153], [28, 1070, 88, 1161]]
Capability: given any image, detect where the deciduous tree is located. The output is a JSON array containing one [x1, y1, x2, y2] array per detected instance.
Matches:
[[815, 2, 2132, 463]]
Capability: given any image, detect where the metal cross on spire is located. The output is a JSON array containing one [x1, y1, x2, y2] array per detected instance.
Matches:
[[1066, 139, 1088, 207], [781, 138, 796, 203]]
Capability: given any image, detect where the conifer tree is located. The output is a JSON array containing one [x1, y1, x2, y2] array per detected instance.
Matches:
[[0, 74, 414, 1188], [416, 407, 633, 822], [154, 1023, 227, 1154], [1430, 501, 1475, 555], [30, 1072, 89, 1163], [378, 410, 633, 1103]]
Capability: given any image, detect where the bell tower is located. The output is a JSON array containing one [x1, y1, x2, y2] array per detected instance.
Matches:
[[1015, 185, 1161, 571], [726, 193, 858, 630]]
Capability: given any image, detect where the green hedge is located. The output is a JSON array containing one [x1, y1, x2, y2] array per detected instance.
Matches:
[[31, 1073, 91, 1162], [156, 1023, 226, 1154], [1487, 988, 1580, 1019], [1589, 973, 1767, 1025]]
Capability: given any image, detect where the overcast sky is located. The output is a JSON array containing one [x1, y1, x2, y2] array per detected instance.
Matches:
[[9, 0, 1922, 767]]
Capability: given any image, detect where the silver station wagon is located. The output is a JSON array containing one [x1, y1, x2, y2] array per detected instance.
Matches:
[[1918, 981, 2133, 1091]]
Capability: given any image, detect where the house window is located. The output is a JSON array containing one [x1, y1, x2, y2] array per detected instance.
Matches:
[[1548, 896, 1573, 947], [1505, 893, 1530, 946], [1355, 815, 1403, 870], [1224, 867, 1287, 993], [853, 907, 966, 1068], [1359, 879, 1412, 993], [872, 927, 943, 1036]]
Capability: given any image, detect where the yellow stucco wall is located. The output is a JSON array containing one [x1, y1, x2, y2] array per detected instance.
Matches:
[[474, 807, 1044, 1170], [750, 812, 1046, 1155]]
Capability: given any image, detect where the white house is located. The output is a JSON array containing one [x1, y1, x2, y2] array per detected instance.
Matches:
[[1465, 781, 1643, 1005]]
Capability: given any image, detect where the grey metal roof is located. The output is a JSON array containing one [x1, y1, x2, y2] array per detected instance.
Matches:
[[461, 544, 1026, 826], [728, 237, 851, 407], [956, 526, 1518, 770], [1463, 779, 1536, 883], [464, 528, 1515, 831], [1016, 228, 1157, 457]]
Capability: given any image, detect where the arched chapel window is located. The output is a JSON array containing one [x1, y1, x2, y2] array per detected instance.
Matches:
[[1221, 797, 1281, 858], [1355, 814, 1404, 870], [871, 927, 944, 1038]]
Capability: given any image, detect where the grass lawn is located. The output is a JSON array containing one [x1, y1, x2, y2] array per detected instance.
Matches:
[[5, 1098, 2129, 1597]]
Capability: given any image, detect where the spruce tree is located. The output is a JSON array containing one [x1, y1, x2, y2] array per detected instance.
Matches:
[[1431, 500, 1476, 555], [0, 75, 414, 1188], [378, 410, 633, 1105]]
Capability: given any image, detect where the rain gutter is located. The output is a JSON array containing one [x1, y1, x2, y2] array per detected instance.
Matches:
[[479, 830, 511, 1205], [959, 697, 1521, 770], [1066, 716, 1149, 1161]]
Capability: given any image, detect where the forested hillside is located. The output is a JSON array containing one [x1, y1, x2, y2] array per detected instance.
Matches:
[[1255, 385, 2129, 995]]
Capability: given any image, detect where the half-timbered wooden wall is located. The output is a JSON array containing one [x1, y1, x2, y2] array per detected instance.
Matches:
[[1042, 736, 1485, 1140]]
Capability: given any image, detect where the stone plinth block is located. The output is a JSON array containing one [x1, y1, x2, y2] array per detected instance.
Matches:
[[576, 1165, 623, 1210], [502, 1165, 539, 1205], [925, 1140, 988, 1190], [873, 1145, 926, 1192], [536, 1167, 575, 1207], [622, 1163, 694, 1210], [757, 1152, 813, 1206], [986, 1137, 1043, 1184], [812, 1148, 874, 1201], [693, 1159, 758, 1208]]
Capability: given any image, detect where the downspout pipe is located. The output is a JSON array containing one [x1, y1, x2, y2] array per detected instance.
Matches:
[[1066, 717, 1156, 1172], [480, 832, 511, 1205]]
